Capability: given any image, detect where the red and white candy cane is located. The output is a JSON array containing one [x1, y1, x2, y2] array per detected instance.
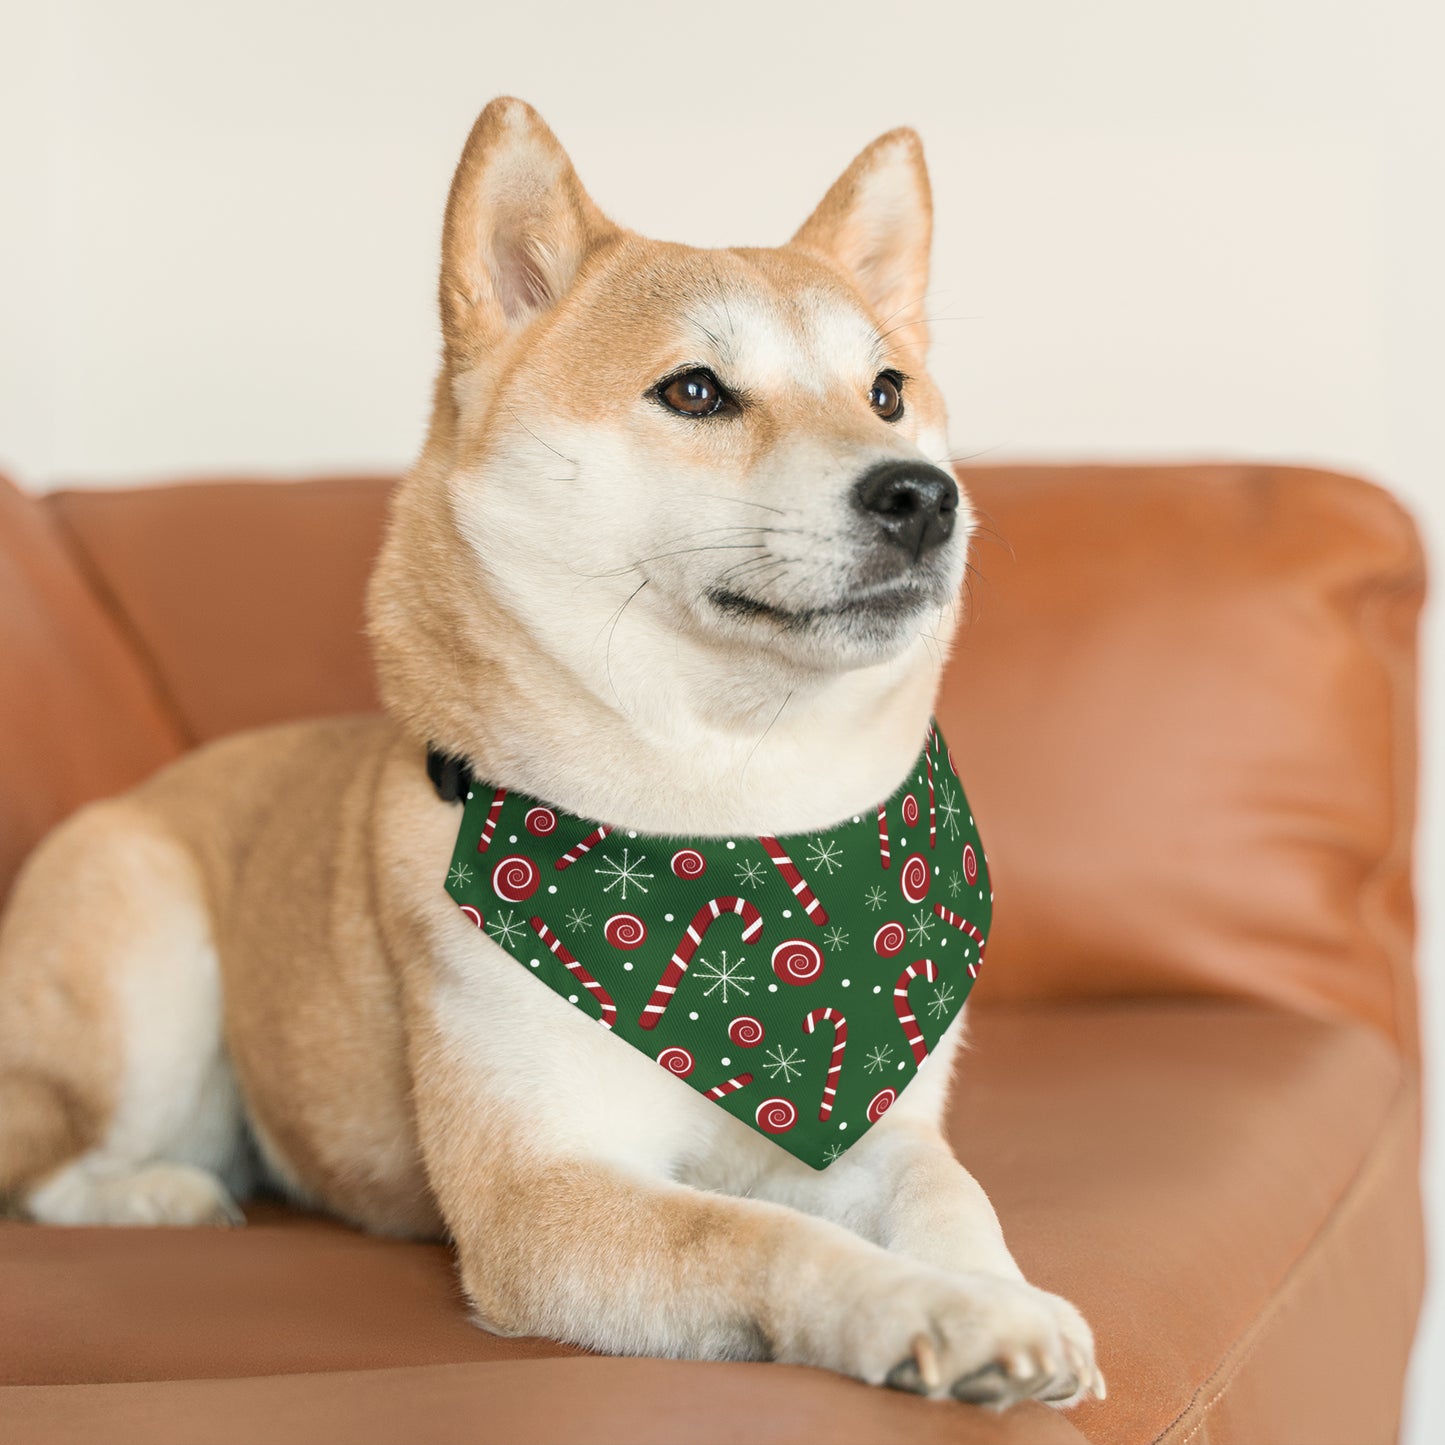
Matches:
[[803, 1007, 848, 1121], [555, 822, 611, 871], [758, 835, 829, 925], [932, 903, 986, 977], [877, 803, 891, 870], [638, 896, 764, 1030], [529, 916, 617, 1030], [704, 1070, 754, 1101], [893, 957, 938, 1064], [475, 787, 507, 853], [925, 749, 936, 849]]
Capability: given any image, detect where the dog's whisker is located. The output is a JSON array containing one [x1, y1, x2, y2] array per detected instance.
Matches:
[[600, 578, 650, 706], [501, 402, 580, 470], [742, 688, 794, 779]]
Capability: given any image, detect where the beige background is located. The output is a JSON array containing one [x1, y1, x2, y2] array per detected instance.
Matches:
[[1, 0, 1440, 1434]]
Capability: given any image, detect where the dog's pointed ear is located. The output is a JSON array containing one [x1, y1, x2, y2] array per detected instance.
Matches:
[[791, 128, 933, 353], [440, 98, 617, 367]]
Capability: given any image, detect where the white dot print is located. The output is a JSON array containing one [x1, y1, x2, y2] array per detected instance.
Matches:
[[689, 1011, 699, 1020], [721, 1057, 731, 1067]]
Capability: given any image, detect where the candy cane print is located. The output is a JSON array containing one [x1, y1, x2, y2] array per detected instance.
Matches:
[[876, 804, 891, 870], [758, 836, 829, 925], [555, 823, 611, 871], [475, 787, 507, 853], [638, 896, 765, 1030], [802, 1007, 848, 1121], [925, 749, 936, 849], [893, 958, 938, 1065], [528, 917, 618, 1029], [704, 1070, 754, 1101], [932, 904, 986, 977]]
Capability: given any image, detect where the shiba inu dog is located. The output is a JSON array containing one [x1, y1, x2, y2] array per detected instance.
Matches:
[[0, 98, 1102, 1408]]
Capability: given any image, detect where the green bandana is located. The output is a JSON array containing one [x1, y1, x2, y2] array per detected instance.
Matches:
[[442, 723, 990, 1169]]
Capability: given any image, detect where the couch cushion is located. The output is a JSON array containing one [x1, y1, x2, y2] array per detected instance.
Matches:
[[0, 474, 182, 905], [47, 477, 391, 744], [941, 464, 1423, 1058], [0, 1002, 1419, 1444]]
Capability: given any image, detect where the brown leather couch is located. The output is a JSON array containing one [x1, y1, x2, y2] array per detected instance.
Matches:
[[0, 462, 1426, 1445]]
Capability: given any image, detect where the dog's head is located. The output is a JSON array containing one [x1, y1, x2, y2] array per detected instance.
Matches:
[[371, 99, 970, 773]]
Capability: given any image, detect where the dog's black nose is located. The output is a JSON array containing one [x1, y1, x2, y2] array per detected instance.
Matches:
[[853, 460, 959, 560]]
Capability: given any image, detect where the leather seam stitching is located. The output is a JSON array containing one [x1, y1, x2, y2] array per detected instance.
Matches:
[[44, 499, 199, 750]]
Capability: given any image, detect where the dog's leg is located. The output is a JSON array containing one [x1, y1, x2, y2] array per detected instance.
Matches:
[[0, 800, 248, 1225], [744, 1017, 1104, 1406], [782, 1116, 1103, 1402], [417, 1062, 1096, 1404]]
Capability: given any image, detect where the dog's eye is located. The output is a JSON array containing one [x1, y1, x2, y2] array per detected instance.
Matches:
[[658, 369, 725, 417], [869, 371, 904, 421]]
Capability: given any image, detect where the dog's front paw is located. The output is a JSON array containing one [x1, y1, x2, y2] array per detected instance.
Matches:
[[823, 1266, 1104, 1408]]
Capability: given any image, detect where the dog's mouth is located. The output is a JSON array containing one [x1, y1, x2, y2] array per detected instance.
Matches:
[[705, 578, 936, 629]]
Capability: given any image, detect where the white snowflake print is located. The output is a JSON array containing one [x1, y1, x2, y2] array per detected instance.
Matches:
[[947, 871, 964, 898], [763, 1044, 804, 1083], [864, 884, 887, 912], [823, 1142, 845, 1163], [694, 950, 754, 1004], [447, 860, 473, 888], [594, 846, 654, 900], [927, 981, 957, 1019], [823, 924, 850, 951], [564, 907, 592, 934], [734, 857, 767, 889], [804, 837, 845, 875], [486, 909, 526, 949], [907, 908, 936, 948], [936, 779, 963, 841], [864, 1043, 894, 1074]]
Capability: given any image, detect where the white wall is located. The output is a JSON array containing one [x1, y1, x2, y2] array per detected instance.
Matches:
[[1, 0, 1440, 1433]]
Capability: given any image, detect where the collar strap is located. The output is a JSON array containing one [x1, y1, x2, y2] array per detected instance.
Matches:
[[426, 746, 474, 804]]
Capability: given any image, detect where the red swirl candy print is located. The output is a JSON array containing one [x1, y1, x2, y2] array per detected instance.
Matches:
[[604, 913, 647, 949], [867, 1087, 896, 1122], [755, 1097, 798, 1134], [873, 921, 906, 957], [671, 848, 706, 879], [491, 855, 540, 902], [657, 1046, 694, 1077], [771, 938, 824, 985], [900, 853, 930, 903], [525, 806, 557, 837], [728, 1015, 765, 1047]]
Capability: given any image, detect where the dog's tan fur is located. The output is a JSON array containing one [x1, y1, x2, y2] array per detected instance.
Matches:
[[0, 99, 1101, 1406]]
